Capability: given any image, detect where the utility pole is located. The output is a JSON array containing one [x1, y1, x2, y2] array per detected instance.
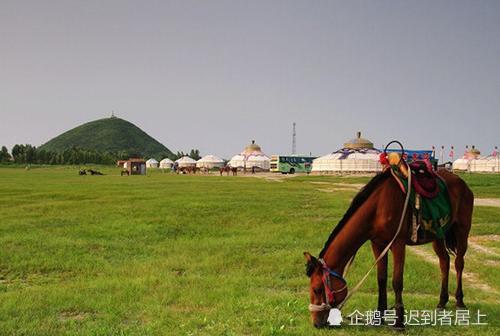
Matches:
[[292, 122, 296, 155]]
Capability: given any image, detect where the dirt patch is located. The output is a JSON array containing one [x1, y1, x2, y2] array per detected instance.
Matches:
[[467, 241, 500, 258], [317, 188, 335, 193], [470, 235, 500, 243], [264, 177, 284, 182], [408, 246, 499, 296], [474, 198, 500, 207], [317, 187, 360, 193], [484, 260, 500, 267], [315, 182, 364, 193], [243, 172, 297, 182], [332, 183, 365, 190]]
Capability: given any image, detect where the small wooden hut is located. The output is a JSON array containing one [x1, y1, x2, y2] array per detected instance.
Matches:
[[124, 158, 146, 175]]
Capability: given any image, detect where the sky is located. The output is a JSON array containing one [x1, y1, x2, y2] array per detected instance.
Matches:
[[1, 0, 499, 159]]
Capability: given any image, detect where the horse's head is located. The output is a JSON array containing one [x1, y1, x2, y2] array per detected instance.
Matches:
[[304, 252, 348, 328]]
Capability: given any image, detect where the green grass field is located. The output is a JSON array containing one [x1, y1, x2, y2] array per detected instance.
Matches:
[[0, 167, 499, 335]]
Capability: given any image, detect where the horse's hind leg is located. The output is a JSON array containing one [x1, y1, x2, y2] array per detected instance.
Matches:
[[454, 227, 469, 308], [432, 239, 450, 309], [454, 193, 473, 308]]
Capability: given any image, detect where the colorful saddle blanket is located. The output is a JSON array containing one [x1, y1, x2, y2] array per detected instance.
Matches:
[[389, 160, 452, 240], [408, 160, 439, 198]]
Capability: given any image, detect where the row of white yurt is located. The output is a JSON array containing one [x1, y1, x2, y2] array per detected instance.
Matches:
[[311, 132, 382, 174], [146, 156, 225, 169], [146, 158, 176, 169], [452, 146, 500, 172], [228, 140, 270, 170]]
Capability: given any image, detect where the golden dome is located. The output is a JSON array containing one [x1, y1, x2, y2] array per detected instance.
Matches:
[[467, 145, 481, 158], [244, 140, 262, 153], [343, 131, 374, 149]]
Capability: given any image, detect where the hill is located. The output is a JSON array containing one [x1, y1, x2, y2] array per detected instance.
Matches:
[[39, 117, 173, 158]]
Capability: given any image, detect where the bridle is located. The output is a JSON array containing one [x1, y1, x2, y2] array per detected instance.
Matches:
[[308, 258, 347, 313]]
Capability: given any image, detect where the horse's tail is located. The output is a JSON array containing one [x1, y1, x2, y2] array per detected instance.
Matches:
[[444, 224, 457, 256]]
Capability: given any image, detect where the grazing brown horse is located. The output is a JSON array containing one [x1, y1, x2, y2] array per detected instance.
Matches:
[[304, 168, 473, 329]]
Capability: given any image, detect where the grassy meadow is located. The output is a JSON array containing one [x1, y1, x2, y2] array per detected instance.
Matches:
[[0, 167, 499, 335]]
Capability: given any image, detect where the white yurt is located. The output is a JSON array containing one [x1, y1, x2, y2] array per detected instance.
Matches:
[[246, 155, 270, 170], [453, 146, 500, 173], [312, 132, 382, 174], [228, 154, 245, 168], [228, 140, 270, 171], [175, 156, 197, 168], [146, 158, 159, 168], [196, 155, 225, 169], [159, 158, 174, 169]]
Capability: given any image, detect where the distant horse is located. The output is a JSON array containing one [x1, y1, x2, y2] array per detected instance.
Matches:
[[178, 166, 196, 174], [120, 169, 129, 176], [304, 165, 473, 329], [79, 169, 87, 175], [219, 165, 230, 176], [231, 167, 238, 176]]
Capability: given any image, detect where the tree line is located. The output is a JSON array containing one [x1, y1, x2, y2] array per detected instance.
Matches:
[[0, 145, 201, 165]]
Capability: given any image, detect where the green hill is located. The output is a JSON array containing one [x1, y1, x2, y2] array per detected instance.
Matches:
[[39, 117, 173, 158]]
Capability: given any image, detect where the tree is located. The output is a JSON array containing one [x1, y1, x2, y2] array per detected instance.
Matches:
[[24, 145, 37, 164], [173, 151, 186, 160], [189, 149, 201, 160], [0, 146, 11, 162], [11, 144, 25, 163]]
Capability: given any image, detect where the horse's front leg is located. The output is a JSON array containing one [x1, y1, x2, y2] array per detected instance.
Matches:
[[371, 242, 388, 315], [391, 241, 406, 330]]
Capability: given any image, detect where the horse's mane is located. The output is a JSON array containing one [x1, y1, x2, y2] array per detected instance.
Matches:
[[318, 170, 391, 258]]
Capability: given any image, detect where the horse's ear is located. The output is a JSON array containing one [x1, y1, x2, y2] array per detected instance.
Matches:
[[304, 252, 319, 277], [304, 252, 315, 263]]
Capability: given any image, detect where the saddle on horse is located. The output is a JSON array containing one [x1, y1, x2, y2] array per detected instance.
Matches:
[[381, 152, 452, 243]]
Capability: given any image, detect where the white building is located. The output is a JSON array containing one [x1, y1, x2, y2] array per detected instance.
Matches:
[[159, 158, 174, 169], [228, 140, 270, 171], [145, 158, 159, 168], [312, 132, 382, 174], [175, 156, 197, 168], [196, 155, 225, 169]]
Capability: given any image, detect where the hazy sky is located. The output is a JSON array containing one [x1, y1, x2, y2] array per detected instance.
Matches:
[[1, 0, 499, 159]]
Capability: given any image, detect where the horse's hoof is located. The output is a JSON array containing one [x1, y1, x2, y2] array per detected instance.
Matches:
[[436, 304, 446, 310]]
